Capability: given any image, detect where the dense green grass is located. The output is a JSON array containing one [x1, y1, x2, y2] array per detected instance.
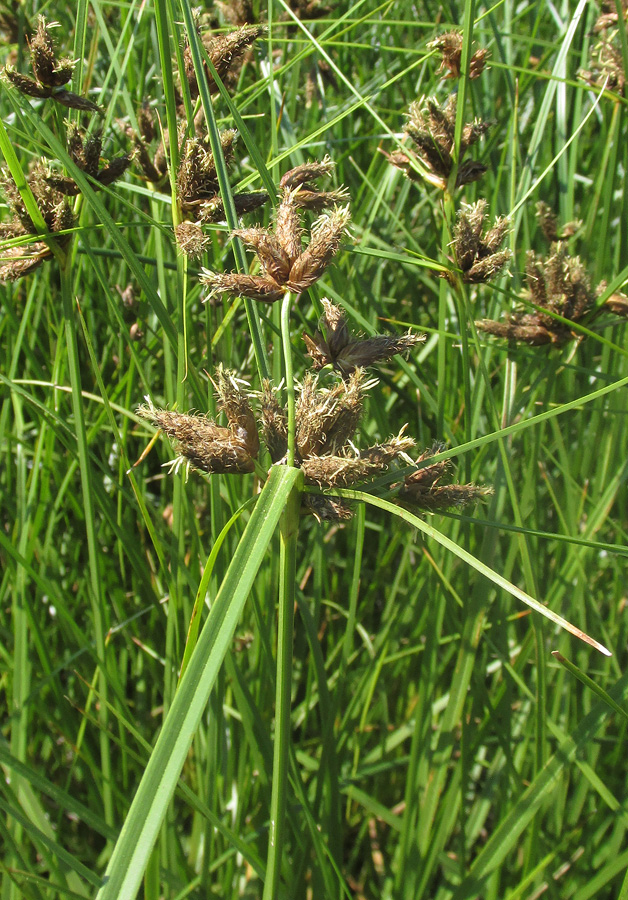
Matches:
[[1, 1, 628, 898]]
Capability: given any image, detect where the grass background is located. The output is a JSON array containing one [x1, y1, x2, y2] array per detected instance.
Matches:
[[1, 0, 628, 898]]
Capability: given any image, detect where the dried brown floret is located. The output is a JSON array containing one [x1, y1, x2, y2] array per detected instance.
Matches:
[[301, 434, 414, 488], [260, 379, 288, 463], [476, 243, 628, 346], [449, 200, 511, 283], [593, 0, 628, 33], [536, 201, 581, 243], [279, 156, 349, 210], [2, 17, 101, 113], [201, 180, 350, 304], [45, 125, 131, 196], [201, 191, 269, 223], [212, 365, 260, 457], [399, 444, 492, 511], [304, 298, 424, 374], [428, 31, 489, 80], [175, 221, 210, 258], [296, 370, 365, 459], [183, 24, 264, 99], [580, 36, 626, 96], [176, 131, 236, 212], [0, 163, 75, 281], [385, 95, 491, 190], [137, 400, 256, 475]]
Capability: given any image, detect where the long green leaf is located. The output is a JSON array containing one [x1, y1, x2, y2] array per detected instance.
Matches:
[[96, 465, 301, 900]]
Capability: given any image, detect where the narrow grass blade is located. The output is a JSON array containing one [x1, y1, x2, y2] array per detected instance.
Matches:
[[330, 490, 612, 656]]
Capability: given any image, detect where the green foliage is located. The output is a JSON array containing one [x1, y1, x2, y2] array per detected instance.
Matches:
[[1, 1, 628, 899]]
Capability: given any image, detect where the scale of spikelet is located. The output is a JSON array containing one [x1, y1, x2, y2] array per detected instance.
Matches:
[[303, 299, 424, 375], [385, 95, 491, 190], [2, 16, 100, 113]]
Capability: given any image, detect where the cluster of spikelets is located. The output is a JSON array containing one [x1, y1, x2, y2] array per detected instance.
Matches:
[[2, 15, 100, 113], [385, 93, 492, 191], [580, 0, 628, 96], [138, 305, 490, 522], [476, 204, 628, 346], [126, 23, 271, 257], [0, 18, 131, 281], [201, 159, 350, 302]]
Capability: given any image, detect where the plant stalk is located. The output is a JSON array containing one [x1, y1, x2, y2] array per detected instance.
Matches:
[[263, 473, 302, 900]]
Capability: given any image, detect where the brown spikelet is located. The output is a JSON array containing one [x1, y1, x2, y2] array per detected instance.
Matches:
[[260, 380, 288, 463], [201, 173, 350, 304], [301, 433, 415, 488], [428, 31, 489, 80], [137, 402, 256, 475], [2, 18, 101, 113], [399, 444, 492, 511], [304, 299, 424, 374], [386, 94, 491, 190], [296, 370, 365, 459], [450, 200, 511, 283], [200, 270, 284, 304], [184, 24, 264, 99], [212, 365, 260, 457], [275, 188, 303, 264], [175, 221, 210, 258], [287, 206, 351, 292]]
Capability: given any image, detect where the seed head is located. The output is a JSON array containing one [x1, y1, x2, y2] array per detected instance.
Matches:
[[45, 125, 131, 196], [536, 202, 581, 242], [475, 243, 627, 346], [2, 17, 101, 114], [212, 365, 260, 457], [175, 221, 210, 258], [0, 164, 76, 281], [260, 380, 288, 463], [176, 131, 235, 212], [201, 178, 351, 304], [183, 24, 264, 99], [449, 200, 511, 283], [296, 370, 366, 459], [386, 95, 491, 190], [304, 299, 424, 375], [428, 31, 490, 80], [279, 156, 349, 210], [301, 433, 415, 488], [137, 398, 257, 476], [399, 444, 492, 511]]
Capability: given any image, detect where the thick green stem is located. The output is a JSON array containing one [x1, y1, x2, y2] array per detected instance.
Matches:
[[281, 291, 297, 467], [263, 474, 302, 900]]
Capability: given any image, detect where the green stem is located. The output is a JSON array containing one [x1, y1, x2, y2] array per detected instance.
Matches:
[[59, 253, 113, 835], [281, 291, 296, 467], [263, 474, 302, 900]]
